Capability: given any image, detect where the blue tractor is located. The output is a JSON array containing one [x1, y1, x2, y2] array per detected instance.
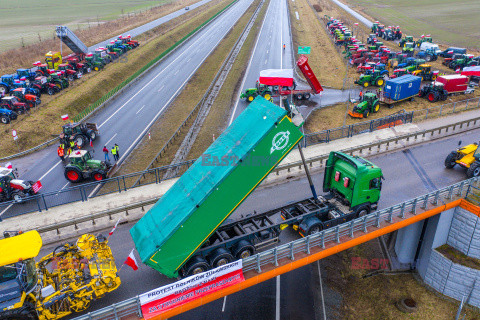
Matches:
[[416, 48, 438, 62], [14, 68, 38, 84], [0, 108, 18, 124], [0, 74, 40, 97]]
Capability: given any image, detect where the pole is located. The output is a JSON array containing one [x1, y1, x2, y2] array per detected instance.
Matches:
[[297, 144, 318, 200]]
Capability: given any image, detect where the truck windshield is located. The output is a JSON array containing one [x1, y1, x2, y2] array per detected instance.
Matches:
[[0, 264, 18, 283]]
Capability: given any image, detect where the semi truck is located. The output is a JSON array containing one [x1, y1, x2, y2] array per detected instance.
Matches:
[[0, 230, 120, 320], [131, 97, 383, 279]]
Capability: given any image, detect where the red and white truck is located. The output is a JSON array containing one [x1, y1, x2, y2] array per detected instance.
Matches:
[[435, 75, 475, 95]]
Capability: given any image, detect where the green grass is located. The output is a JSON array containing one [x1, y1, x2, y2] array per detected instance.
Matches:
[[0, 0, 171, 50], [342, 0, 480, 49]]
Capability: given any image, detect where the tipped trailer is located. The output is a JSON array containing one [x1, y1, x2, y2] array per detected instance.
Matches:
[[131, 97, 383, 279]]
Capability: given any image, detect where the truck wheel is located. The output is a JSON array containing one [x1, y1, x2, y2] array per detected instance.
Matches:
[[74, 134, 87, 147], [307, 222, 323, 235], [444, 152, 458, 169], [296, 94, 304, 100], [12, 191, 27, 203], [184, 256, 209, 277], [208, 248, 234, 268], [304, 93, 311, 99], [467, 162, 480, 178], [355, 205, 370, 218], [92, 171, 106, 181], [233, 240, 255, 259], [65, 167, 83, 183], [0, 115, 10, 124]]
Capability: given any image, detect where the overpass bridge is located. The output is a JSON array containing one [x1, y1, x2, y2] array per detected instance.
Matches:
[[71, 178, 480, 320]]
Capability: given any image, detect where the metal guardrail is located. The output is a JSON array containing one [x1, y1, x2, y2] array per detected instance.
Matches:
[[1, 115, 478, 220], [70, 177, 480, 320], [0, 0, 239, 162]]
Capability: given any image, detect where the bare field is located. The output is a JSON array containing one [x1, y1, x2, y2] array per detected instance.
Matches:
[[340, 0, 480, 50]]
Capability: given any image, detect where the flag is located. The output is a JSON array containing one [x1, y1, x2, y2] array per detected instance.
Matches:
[[124, 249, 139, 271], [109, 219, 122, 236], [5, 162, 12, 169], [89, 139, 93, 147], [61, 114, 69, 121]]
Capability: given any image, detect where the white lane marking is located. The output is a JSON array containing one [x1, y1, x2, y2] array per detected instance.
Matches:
[[158, 85, 164, 92], [105, 133, 117, 147], [265, 59, 268, 64], [60, 182, 70, 191], [87, 3, 246, 198], [174, 70, 179, 75], [136, 105, 145, 114], [98, 1, 242, 129], [0, 204, 13, 217], [229, 0, 272, 125], [317, 261, 327, 320], [222, 296, 227, 312], [276, 275, 280, 320], [187, 58, 191, 62], [266, 50, 269, 54], [39, 161, 61, 181]]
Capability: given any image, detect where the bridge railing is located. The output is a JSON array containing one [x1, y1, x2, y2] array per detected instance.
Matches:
[[69, 177, 480, 320]]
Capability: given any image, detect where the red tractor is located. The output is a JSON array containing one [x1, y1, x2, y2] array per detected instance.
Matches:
[[57, 64, 78, 81], [31, 76, 61, 96], [0, 96, 29, 114], [10, 88, 41, 109], [0, 166, 42, 203], [119, 35, 139, 48], [389, 68, 409, 79]]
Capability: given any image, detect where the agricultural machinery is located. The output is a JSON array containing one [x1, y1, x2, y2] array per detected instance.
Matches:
[[0, 75, 29, 95], [95, 47, 115, 62], [445, 142, 480, 178], [418, 82, 448, 102], [393, 26, 402, 40], [60, 121, 99, 148], [64, 150, 111, 182], [416, 35, 433, 48], [402, 42, 415, 56], [404, 58, 426, 73], [348, 92, 380, 118], [367, 34, 377, 45], [0, 167, 41, 202], [0, 108, 17, 124], [382, 27, 395, 41], [31, 76, 61, 95], [449, 54, 478, 70], [416, 48, 438, 62], [399, 36, 415, 48], [14, 68, 38, 84], [0, 96, 29, 114], [355, 70, 386, 87], [240, 83, 274, 102], [85, 53, 105, 71], [67, 56, 91, 74], [11, 88, 41, 108], [389, 68, 409, 79], [45, 51, 63, 70], [107, 42, 124, 57], [411, 64, 439, 81], [119, 35, 139, 48]]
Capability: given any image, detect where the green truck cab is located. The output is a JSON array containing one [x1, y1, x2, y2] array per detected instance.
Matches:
[[323, 151, 383, 216]]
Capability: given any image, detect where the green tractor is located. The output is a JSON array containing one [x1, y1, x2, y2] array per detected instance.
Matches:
[[416, 35, 433, 48], [85, 53, 105, 71], [60, 122, 99, 148], [402, 42, 415, 57], [348, 92, 380, 118], [64, 149, 111, 182], [405, 59, 426, 73], [107, 43, 123, 57], [355, 70, 385, 88], [399, 35, 415, 48], [240, 83, 274, 102], [418, 82, 448, 102]]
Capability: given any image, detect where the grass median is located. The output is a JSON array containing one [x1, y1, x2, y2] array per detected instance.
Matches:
[[0, 0, 232, 158], [114, 0, 264, 178]]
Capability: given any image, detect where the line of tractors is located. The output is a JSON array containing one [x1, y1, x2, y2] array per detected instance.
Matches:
[[323, 16, 477, 119], [0, 35, 139, 125]]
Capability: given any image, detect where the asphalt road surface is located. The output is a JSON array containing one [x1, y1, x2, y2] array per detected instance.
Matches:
[[0, 0, 254, 219], [89, 0, 214, 51], [53, 128, 480, 319], [330, 0, 373, 29]]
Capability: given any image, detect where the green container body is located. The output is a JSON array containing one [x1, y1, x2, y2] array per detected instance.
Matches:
[[323, 152, 383, 209], [130, 97, 304, 278]]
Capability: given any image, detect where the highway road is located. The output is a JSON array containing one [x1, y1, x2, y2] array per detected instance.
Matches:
[[330, 0, 372, 29], [0, 0, 255, 219], [89, 0, 214, 51], [52, 127, 480, 320]]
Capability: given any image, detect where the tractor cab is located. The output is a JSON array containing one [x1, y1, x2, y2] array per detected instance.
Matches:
[[65, 150, 110, 182], [0, 96, 28, 114], [1, 75, 25, 89], [0, 231, 41, 311], [391, 68, 408, 79], [69, 149, 92, 167], [0, 167, 17, 180], [45, 51, 63, 70], [363, 92, 378, 104]]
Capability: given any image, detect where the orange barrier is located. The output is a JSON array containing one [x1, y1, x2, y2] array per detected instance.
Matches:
[[151, 198, 467, 319]]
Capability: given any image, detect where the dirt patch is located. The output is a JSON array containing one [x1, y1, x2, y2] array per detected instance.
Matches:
[[437, 244, 480, 271]]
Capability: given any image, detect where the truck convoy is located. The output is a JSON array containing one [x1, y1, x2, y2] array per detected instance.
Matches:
[[131, 97, 383, 278], [0, 231, 120, 320]]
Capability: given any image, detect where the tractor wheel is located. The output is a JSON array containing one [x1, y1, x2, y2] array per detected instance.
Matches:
[[427, 93, 437, 102], [376, 78, 384, 86], [65, 167, 83, 183], [74, 134, 87, 148], [27, 102, 34, 109], [55, 83, 62, 90], [432, 74, 437, 81], [247, 95, 254, 102], [444, 152, 458, 169], [296, 93, 304, 100], [68, 75, 75, 82], [373, 102, 380, 113], [263, 91, 272, 100], [87, 129, 97, 141], [1, 115, 10, 124], [92, 171, 106, 181], [12, 191, 27, 203], [0, 84, 7, 94], [363, 110, 370, 118], [304, 93, 311, 100], [94, 66, 100, 71], [363, 82, 369, 88], [467, 162, 480, 178], [47, 87, 55, 95], [426, 55, 432, 62]]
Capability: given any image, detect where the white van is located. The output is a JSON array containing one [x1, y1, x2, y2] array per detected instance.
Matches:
[[419, 42, 441, 54]]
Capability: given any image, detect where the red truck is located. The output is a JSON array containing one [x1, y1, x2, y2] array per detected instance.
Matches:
[[435, 75, 475, 94]]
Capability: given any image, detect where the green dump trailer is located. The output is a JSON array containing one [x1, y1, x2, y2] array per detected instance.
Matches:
[[131, 97, 304, 278]]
